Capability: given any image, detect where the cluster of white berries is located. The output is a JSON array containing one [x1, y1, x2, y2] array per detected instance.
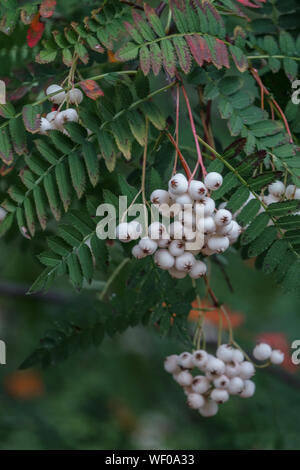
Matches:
[[39, 84, 83, 135], [253, 342, 284, 364], [263, 180, 300, 210], [164, 342, 284, 417], [116, 172, 242, 280]]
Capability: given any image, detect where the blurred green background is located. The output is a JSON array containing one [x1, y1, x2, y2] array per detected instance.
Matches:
[[0, 236, 299, 450]]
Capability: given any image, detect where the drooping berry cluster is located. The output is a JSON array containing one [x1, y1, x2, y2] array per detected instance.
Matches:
[[116, 172, 242, 279], [39, 84, 83, 135], [164, 342, 284, 417]]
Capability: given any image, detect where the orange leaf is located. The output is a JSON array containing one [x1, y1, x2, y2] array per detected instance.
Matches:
[[4, 371, 44, 399], [27, 13, 45, 48], [189, 299, 245, 330], [80, 80, 104, 100], [107, 50, 120, 63], [39, 0, 57, 18]]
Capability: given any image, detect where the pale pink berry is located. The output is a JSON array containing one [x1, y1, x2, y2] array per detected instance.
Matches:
[[210, 388, 229, 404], [168, 173, 188, 195], [192, 350, 208, 369], [164, 355, 179, 374], [175, 370, 193, 387], [240, 380, 255, 398], [46, 84, 66, 104], [204, 172, 223, 191], [178, 351, 194, 369], [253, 343, 272, 361], [213, 374, 230, 389], [192, 376, 211, 394], [198, 400, 218, 417], [270, 349, 284, 365], [187, 393, 205, 409], [189, 260, 207, 279], [188, 180, 207, 200]]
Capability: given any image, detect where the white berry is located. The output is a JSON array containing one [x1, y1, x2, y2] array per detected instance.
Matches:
[[285, 184, 297, 199], [192, 350, 208, 369], [189, 260, 207, 279], [210, 388, 229, 404], [175, 193, 193, 206], [169, 221, 184, 239], [154, 249, 175, 270], [205, 357, 225, 377], [139, 237, 158, 255], [150, 189, 170, 206], [148, 222, 166, 240], [169, 173, 188, 195], [207, 235, 229, 253], [268, 180, 285, 198], [116, 223, 132, 243], [187, 393, 205, 409], [253, 343, 272, 361], [68, 88, 83, 104], [204, 172, 223, 191], [198, 216, 216, 235], [46, 84, 66, 104], [194, 197, 215, 217], [228, 377, 244, 395], [239, 361, 255, 379], [216, 344, 234, 362], [157, 238, 171, 248], [192, 376, 211, 394], [175, 370, 193, 387], [54, 108, 78, 128], [40, 117, 52, 134], [169, 240, 185, 257], [232, 349, 244, 363], [225, 360, 241, 378], [175, 253, 195, 272], [270, 349, 284, 365], [178, 352, 194, 369], [214, 209, 232, 227], [164, 355, 179, 374], [213, 375, 230, 389], [188, 180, 207, 200], [128, 220, 142, 240], [132, 245, 146, 259], [240, 380, 255, 398], [199, 400, 218, 417]]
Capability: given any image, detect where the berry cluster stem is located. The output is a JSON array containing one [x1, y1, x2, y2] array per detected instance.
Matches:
[[173, 83, 180, 175], [181, 84, 207, 181], [166, 131, 192, 179]]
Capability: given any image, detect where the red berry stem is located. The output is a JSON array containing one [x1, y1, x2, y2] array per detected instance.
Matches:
[[181, 83, 207, 181], [166, 131, 192, 179]]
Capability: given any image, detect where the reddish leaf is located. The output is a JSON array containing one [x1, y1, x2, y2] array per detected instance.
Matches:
[[0, 164, 14, 176], [27, 13, 45, 48], [80, 80, 104, 101], [132, 10, 144, 29], [236, 0, 265, 7], [8, 85, 31, 102], [150, 43, 162, 76], [139, 46, 151, 75], [39, 0, 57, 18], [215, 38, 230, 69], [186, 35, 211, 67]]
